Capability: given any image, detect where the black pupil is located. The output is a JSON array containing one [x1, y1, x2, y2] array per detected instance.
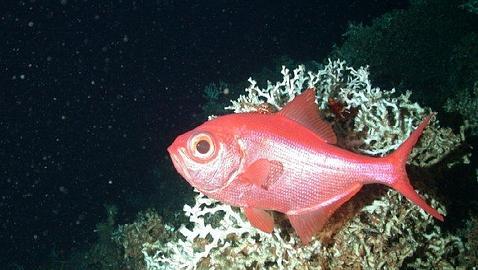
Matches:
[[196, 140, 210, 154]]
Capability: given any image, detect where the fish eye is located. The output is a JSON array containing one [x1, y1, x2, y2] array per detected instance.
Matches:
[[195, 139, 210, 154], [189, 132, 215, 160]]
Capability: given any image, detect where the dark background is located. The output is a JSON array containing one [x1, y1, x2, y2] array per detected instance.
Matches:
[[1, 0, 408, 268]]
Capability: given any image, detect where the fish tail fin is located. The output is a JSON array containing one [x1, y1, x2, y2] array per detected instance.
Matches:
[[385, 114, 444, 221]]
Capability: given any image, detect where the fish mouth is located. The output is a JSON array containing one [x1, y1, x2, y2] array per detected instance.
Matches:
[[168, 147, 191, 180]]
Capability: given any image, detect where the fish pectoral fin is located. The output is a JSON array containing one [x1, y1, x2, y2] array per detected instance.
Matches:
[[238, 159, 283, 190], [244, 207, 274, 233], [288, 183, 362, 244], [278, 88, 337, 144]]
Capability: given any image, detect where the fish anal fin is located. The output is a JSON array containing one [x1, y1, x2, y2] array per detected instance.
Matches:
[[239, 159, 283, 190], [279, 88, 337, 144], [288, 183, 362, 244], [244, 207, 274, 233]]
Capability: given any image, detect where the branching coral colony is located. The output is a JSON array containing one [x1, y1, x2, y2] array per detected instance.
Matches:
[[139, 60, 469, 269]]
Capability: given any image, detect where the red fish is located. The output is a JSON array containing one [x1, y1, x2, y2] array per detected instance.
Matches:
[[168, 88, 444, 244]]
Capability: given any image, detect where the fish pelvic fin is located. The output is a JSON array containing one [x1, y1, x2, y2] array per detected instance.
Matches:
[[385, 114, 444, 222]]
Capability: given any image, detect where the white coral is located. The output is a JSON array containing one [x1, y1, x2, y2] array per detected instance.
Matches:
[[444, 81, 478, 136], [143, 59, 466, 269], [143, 192, 322, 270]]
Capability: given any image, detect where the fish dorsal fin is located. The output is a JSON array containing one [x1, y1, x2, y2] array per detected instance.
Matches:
[[239, 159, 283, 190], [278, 88, 337, 144], [244, 207, 274, 233], [287, 183, 362, 244]]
